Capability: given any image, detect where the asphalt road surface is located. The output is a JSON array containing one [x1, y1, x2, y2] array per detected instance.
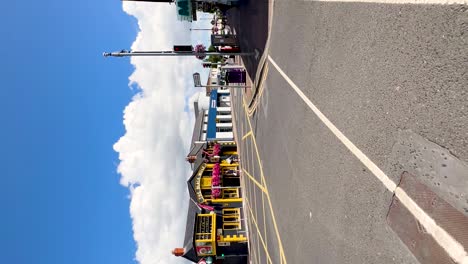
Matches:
[[226, 0, 269, 79], [231, 1, 468, 264]]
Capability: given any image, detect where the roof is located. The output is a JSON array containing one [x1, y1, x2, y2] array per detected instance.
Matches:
[[187, 155, 205, 200], [182, 198, 202, 263], [191, 150, 205, 176], [181, 145, 206, 263]]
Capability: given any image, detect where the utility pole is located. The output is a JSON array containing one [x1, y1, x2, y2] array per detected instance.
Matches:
[[103, 50, 254, 58], [203, 62, 232, 66]]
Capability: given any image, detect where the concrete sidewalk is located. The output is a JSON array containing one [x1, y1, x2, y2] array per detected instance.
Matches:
[[233, 55, 254, 105]]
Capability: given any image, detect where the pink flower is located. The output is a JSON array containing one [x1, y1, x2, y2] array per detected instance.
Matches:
[[194, 44, 206, 60], [212, 189, 221, 198]]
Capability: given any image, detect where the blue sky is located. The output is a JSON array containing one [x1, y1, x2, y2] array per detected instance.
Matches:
[[1, 1, 138, 264], [1, 1, 212, 263]]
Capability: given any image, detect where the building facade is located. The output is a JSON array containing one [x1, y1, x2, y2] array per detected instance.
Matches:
[[174, 141, 248, 264], [207, 88, 233, 141], [206, 68, 221, 96], [190, 88, 233, 146], [175, 84, 248, 263]]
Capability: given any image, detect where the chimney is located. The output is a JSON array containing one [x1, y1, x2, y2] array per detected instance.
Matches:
[[186, 155, 197, 163], [172, 248, 185, 257]]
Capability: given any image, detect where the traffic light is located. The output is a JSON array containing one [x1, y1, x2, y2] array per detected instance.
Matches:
[[173, 45, 193, 52]]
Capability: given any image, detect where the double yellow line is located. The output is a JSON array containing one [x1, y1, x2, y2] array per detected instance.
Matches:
[[240, 98, 287, 264], [247, 63, 269, 117]]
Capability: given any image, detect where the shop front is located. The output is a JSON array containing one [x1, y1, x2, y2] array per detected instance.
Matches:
[[175, 141, 248, 263], [191, 141, 241, 207]]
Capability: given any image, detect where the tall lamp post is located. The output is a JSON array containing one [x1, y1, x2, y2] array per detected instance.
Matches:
[[103, 50, 254, 58]]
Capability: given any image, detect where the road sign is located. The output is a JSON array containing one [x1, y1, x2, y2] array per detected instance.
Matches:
[[193, 72, 201, 87], [211, 34, 238, 47]]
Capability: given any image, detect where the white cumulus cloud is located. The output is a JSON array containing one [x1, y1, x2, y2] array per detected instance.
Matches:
[[114, 2, 210, 264]]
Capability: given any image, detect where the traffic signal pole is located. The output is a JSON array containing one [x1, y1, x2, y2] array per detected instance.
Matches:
[[103, 50, 255, 57], [203, 62, 231, 65]]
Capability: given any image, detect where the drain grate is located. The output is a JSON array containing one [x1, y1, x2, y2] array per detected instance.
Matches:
[[387, 172, 468, 264]]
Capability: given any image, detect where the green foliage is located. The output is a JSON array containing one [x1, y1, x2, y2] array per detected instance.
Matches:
[[205, 45, 224, 64], [206, 55, 223, 64], [208, 45, 216, 52]]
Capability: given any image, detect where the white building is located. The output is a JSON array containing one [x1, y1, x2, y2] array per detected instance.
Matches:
[[206, 68, 220, 96], [188, 87, 233, 157]]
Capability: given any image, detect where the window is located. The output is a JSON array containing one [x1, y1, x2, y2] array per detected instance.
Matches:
[[222, 188, 239, 198], [222, 208, 241, 230], [216, 127, 231, 132], [217, 110, 231, 115]]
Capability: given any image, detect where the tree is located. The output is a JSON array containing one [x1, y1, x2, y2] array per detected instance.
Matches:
[[208, 45, 216, 52], [205, 45, 223, 64]]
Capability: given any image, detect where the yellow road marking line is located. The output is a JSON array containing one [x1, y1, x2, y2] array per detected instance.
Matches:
[[243, 99, 288, 264], [250, 139, 255, 176], [243, 100, 265, 182], [252, 172, 259, 243], [245, 196, 274, 264], [244, 197, 258, 261], [248, 63, 269, 116], [262, 191, 269, 263], [231, 91, 258, 263], [261, 171, 268, 255], [243, 168, 267, 194], [246, 197, 262, 264], [249, 136, 257, 189], [242, 130, 253, 140]]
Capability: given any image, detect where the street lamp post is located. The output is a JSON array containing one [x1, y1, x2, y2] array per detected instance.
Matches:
[[103, 50, 254, 57]]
